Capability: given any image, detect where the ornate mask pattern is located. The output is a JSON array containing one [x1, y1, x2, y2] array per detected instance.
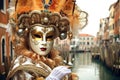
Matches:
[[17, 10, 70, 40], [29, 26, 54, 55]]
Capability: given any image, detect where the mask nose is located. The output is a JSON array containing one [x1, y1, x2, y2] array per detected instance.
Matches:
[[42, 35, 47, 46]]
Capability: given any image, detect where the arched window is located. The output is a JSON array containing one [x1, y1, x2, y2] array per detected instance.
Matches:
[[2, 39, 5, 64], [10, 41, 13, 60]]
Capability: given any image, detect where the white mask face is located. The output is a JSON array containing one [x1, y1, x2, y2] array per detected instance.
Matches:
[[29, 26, 54, 56]]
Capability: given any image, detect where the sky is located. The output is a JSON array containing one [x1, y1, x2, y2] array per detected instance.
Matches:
[[76, 0, 117, 37]]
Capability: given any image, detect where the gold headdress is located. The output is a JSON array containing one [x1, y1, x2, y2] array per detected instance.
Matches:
[[9, 0, 88, 40]]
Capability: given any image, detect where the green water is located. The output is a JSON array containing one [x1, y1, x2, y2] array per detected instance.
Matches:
[[72, 53, 120, 80]]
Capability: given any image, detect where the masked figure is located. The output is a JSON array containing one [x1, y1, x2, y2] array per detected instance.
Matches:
[[6, 0, 87, 80]]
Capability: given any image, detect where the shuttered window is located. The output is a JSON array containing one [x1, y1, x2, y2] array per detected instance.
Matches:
[[0, 0, 4, 10]]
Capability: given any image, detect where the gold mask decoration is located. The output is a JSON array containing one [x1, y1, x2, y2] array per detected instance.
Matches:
[[31, 26, 54, 41], [17, 10, 70, 40]]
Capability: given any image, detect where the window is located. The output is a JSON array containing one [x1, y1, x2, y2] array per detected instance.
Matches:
[[100, 24, 102, 28], [109, 25, 114, 30], [113, 24, 114, 29], [91, 38, 93, 40], [91, 42, 94, 45], [0, 0, 4, 10], [110, 12, 114, 18], [10, 42, 13, 60], [83, 42, 85, 45], [87, 37, 89, 40], [0, 0, 6, 13], [83, 37, 85, 40], [2, 39, 5, 64], [79, 42, 82, 45], [87, 42, 89, 45]]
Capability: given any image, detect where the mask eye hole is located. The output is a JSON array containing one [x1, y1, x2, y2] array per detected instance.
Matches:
[[46, 31, 54, 41], [32, 32, 43, 40], [46, 35, 54, 41], [47, 35, 53, 38], [34, 34, 42, 38]]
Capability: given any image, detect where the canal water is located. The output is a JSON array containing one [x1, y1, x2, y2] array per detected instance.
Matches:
[[72, 52, 120, 80]]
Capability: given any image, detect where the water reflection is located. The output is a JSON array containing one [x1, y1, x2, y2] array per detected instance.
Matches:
[[72, 52, 120, 80]]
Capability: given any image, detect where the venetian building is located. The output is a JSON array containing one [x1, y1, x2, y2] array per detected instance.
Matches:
[[97, 18, 110, 48], [97, 19, 103, 46], [103, 17, 109, 41], [99, 18, 107, 42], [114, 0, 120, 42], [0, 0, 12, 75], [78, 34, 95, 51], [96, 32, 100, 46], [108, 3, 115, 43]]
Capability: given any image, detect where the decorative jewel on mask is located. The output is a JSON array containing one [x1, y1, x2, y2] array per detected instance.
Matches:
[[17, 29, 24, 36], [17, 28, 28, 37], [59, 32, 67, 40], [42, 0, 52, 9], [43, 17, 49, 23]]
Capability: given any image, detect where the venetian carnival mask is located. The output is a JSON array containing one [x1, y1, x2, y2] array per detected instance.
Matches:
[[15, 10, 71, 56], [29, 25, 54, 55]]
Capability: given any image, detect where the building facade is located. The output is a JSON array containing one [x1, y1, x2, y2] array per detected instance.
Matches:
[[108, 3, 115, 42], [114, 0, 120, 41], [97, 0, 120, 44], [0, 0, 12, 75], [78, 34, 95, 51]]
